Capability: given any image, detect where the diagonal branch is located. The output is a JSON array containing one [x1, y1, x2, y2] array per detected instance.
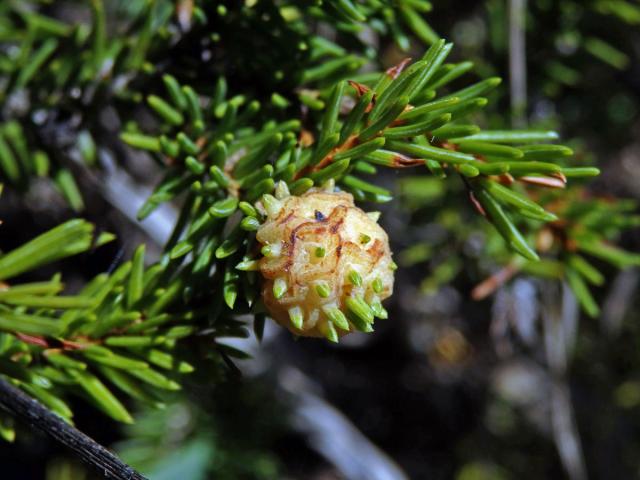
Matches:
[[0, 377, 147, 480]]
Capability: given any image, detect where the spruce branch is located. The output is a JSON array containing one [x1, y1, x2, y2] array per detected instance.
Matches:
[[0, 0, 636, 462], [113, 35, 622, 337]]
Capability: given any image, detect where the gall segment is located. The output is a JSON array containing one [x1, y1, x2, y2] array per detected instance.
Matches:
[[256, 188, 394, 341]]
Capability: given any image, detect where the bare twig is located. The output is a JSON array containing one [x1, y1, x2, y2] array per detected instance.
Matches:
[[509, 0, 528, 127], [472, 263, 519, 300], [0, 377, 147, 480]]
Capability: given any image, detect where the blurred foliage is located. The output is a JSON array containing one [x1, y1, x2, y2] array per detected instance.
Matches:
[[430, 0, 640, 144], [392, 1, 640, 479], [396, 0, 640, 315]]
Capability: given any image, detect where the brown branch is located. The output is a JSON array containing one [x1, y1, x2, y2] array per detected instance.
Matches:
[[471, 263, 519, 300], [0, 377, 147, 480]]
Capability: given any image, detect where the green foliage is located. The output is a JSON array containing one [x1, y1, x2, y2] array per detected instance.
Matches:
[[0, 218, 216, 428], [127, 36, 593, 259], [0, 0, 175, 210], [447, 0, 640, 144], [0, 0, 636, 451], [391, 0, 640, 316]]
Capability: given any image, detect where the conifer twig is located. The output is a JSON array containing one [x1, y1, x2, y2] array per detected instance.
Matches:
[[0, 378, 147, 480]]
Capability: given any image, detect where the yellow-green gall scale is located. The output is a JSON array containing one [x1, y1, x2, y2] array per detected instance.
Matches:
[[256, 187, 394, 341]]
